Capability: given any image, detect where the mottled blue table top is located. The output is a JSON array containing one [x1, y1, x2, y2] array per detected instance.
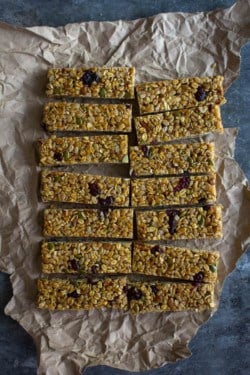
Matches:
[[0, 1, 249, 374]]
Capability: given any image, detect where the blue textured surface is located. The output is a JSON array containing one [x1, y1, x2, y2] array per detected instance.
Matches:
[[0, 1, 249, 374]]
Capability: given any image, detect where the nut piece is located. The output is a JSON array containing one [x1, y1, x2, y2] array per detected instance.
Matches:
[[132, 242, 219, 282], [37, 277, 128, 310], [43, 102, 132, 132], [134, 105, 223, 145], [136, 76, 226, 114], [41, 241, 132, 274], [46, 67, 135, 99]]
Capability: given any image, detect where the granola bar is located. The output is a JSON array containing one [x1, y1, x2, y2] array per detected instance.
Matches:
[[131, 174, 216, 207], [46, 67, 135, 99], [134, 105, 223, 144], [43, 208, 134, 239], [40, 170, 130, 206], [136, 205, 222, 240], [38, 134, 128, 166], [43, 102, 132, 132], [128, 281, 215, 313], [37, 277, 128, 310], [130, 142, 215, 177], [136, 76, 226, 114], [41, 241, 132, 274], [132, 243, 219, 282]]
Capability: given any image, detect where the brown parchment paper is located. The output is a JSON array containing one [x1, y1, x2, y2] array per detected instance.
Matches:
[[0, 1, 250, 374]]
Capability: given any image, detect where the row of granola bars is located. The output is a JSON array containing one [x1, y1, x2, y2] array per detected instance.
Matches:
[[37, 66, 225, 313]]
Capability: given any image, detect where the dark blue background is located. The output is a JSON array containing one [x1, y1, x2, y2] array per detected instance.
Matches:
[[0, 1, 249, 374]]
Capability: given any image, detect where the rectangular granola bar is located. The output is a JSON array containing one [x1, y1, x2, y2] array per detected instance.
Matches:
[[132, 243, 219, 282], [128, 281, 215, 313], [43, 102, 132, 132], [136, 205, 222, 240], [38, 134, 128, 166], [40, 170, 130, 206], [41, 241, 132, 274], [134, 105, 223, 144], [131, 174, 216, 207], [46, 67, 135, 99], [37, 277, 128, 310], [130, 142, 215, 177], [136, 76, 226, 114], [43, 208, 134, 239]]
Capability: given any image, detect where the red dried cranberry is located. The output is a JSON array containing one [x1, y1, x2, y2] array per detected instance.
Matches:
[[67, 290, 80, 298], [150, 245, 162, 255], [195, 86, 207, 101], [193, 271, 205, 286], [166, 209, 179, 235], [98, 196, 114, 206], [53, 152, 63, 161], [198, 198, 207, 205], [174, 171, 190, 192], [141, 145, 150, 158], [126, 286, 143, 301], [150, 285, 158, 294], [88, 182, 101, 196], [81, 70, 100, 86], [68, 259, 80, 271]]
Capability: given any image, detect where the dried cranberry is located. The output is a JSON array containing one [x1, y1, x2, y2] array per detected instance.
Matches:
[[195, 86, 207, 101], [126, 286, 143, 301], [67, 290, 80, 298], [53, 152, 63, 161], [198, 198, 207, 205], [81, 70, 100, 86], [174, 171, 190, 192], [141, 145, 150, 158], [150, 285, 158, 294], [193, 271, 205, 286], [88, 182, 101, 196], [98, 196, 114, 207], [151, 245, 162, 255], [68, 259, 80, 271], [166, 209, 179, 235]]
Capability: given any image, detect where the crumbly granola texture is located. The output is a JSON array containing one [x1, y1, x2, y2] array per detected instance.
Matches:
[[40, 170, 130, 206], [43, 102, 132, 132], [131, 174, 216, 207], [46, 67, 135, 99], [38, 134, 128, 166], [134, 105, 223, 145], [41, 241, 132, 274], [136, 75, 226, 114], [132, 243, 219, 282]]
